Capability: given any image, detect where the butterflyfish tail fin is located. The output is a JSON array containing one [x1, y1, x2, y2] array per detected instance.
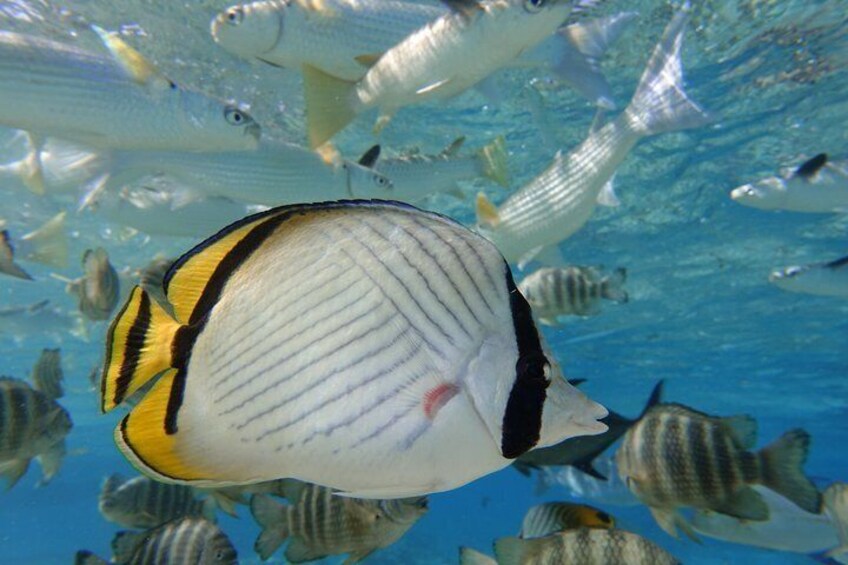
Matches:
[[478, 136, 510, 188], [101, 286, 182, 413], [302, 64, 357, 149]]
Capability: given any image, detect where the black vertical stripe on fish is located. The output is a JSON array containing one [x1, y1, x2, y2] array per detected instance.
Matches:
[[712, 425, 737, 496], [501, 266, 548, 459], [114, 291, 151, 407], [566, 273, 577, 310], [691, 419, 717, 499], [7, 387, 28, 454], [577, 274, 589, 312], [553, 269, 564, 310]]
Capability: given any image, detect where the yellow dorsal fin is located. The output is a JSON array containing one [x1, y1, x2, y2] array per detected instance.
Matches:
[[101, 286, 182, 412], [354, 53, 383, 68], [92, 25, 172, 90], [475, 192, 500, 228]]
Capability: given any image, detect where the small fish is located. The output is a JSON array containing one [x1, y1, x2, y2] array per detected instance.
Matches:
[[0, 212, 68, 280], [75, 517, 237, 565], [251, 480, 427, 561], [616, 403, 821, 540], [77, 139, 393, 208], [303, 0, 581, 147], [98, 474, 216, 529], [64, 248, 121, 321], [30, 348, 64, 401], [825, 483, 848, 561], [731, 153, 848, 213], [495, 528, 680, 565], [0, 31, 260, 153], [692, 485, 839, 554], [211, 0, 444, 81], [476, 6, 709, 266], [99, 200, 607, 497], [518, 266, 627, 325], [0, 376, 72, 488], [769, 255, 848, 298], [359, 136, 510, 202], [514, 380, 663, 480], [519, 502, 614, 539]]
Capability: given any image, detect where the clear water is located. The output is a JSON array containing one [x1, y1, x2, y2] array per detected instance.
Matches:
[[0, 0, 846, 563]]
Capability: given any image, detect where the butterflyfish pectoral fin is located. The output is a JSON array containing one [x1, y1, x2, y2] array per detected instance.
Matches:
[[116, 368, 209, 483], [101, 286, 182, 413]]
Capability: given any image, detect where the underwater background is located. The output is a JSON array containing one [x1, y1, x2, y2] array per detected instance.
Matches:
[[0, 0, 846, 563]]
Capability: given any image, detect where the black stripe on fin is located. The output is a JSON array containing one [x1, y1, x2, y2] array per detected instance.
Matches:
[[501, 265, 549, 459], [114, 290, 152, 406], [795, 153, 827, 179]]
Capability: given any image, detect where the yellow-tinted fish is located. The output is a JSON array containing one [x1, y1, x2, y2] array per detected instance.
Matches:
[[99, 200, 606, 498], [98, 474, 216, 529], [519, 502, 614, 539], [495, 528, 680, 565], [66, 248, 120, 321], [250, 480, 427, 562], [616, 403, 821, 540]]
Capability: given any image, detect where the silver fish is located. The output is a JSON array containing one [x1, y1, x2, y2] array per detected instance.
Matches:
[[251, 480, 427, 561], [769, 254, 848, 298]]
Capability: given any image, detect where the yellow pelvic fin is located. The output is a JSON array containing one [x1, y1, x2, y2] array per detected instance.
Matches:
[[478, 135, 510, 188], [21, 211, 68, 269], [92, 25, 172, 91], [302, 64, 357, 149], [116, 368, 209, 483], [475, 192, 500, 228], [101, 286, 182, 412]]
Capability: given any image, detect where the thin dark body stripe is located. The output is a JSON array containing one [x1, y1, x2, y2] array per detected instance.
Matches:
[[501, 266, 549, 459], [113, 291, 152, 406], [690, 420, 716, 500]]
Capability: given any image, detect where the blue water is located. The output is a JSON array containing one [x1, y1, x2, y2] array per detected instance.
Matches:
[[1, 0, 847, 563]]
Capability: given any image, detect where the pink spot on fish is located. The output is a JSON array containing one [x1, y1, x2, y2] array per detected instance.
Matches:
[[423, 383, 460, 420]]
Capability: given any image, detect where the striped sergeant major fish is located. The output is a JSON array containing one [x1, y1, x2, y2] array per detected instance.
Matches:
[[251, 479, 427, 561], [731, 153, 848, 213], [30, 348, 64, 402], [518, 266, 627, 326], [58, 248, 121, 321], [99, 474, 216, 529], [616, 403, 822, 540], [519, 502, 614, 539], [475, 4, 709, 267], [98, 199, 607, 498], [769, 254, 848, 298], [74, 517, 237, 565], [0, 372, 71, 489]]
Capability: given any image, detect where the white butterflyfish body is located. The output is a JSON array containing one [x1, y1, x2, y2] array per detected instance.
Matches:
[[475, 5, 709, 266], [100, 200, 607, 498], [0, 31, 260, 152]]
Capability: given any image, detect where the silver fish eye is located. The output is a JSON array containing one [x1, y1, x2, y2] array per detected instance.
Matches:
[[523, 0, 545, 13], [224, 106, 250, 126], [225, 7, 244, 26], [373, 174, 390, 188]]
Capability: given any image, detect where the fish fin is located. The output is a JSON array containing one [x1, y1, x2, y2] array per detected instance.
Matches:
[[825, 254, 848, 269], [373, 111, 395, 135], [442, 136, 467, 157], [512, 460, 534, 477], [416, 78, 452, 96], [354, 53, 383, 67], [92, 25, 172, 91], [601, 267, 628, 303], [563, 11, 639, 61], [343, 549, 376, 564], [720, 415, 757, 450], [625, 4, 710, 136], [21, 212, 68, 269], [74, 550, 109, 565], [521, 245, 566, 270], [101, 286, 181, 412], [0, 459, 30, 489], [116, 368, 214, 482], [201, 495, 219, 522], [285, 537, 325, 563], [36, 438, 66, 486], [637, 380, 665, 420], [824, 484, 848, 545], [302, 64, 357, 149], [758, 428, 821, 513], [77, 173, 111, 213], [493, 536, 530, 565], [21, 133, 46, 195], [795, 153, 828, 179], [459, 546, 497, 565], [650, 506, 700, 542], [358, 145, 381, 168], [251, 494, 290, 560], [111, 531, 146, 563], [100, 473, 126, 504], [575, 460, 608, 481], [596, 176, 620, 207], [203, 490, 240, 518], [475, 192, 500, 228], [32, 348, 64, 400], [713, 487, 769, 521], [478, 136, 510, 188], [0, 230, 33, 280], [441, 0, 483, 18]]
